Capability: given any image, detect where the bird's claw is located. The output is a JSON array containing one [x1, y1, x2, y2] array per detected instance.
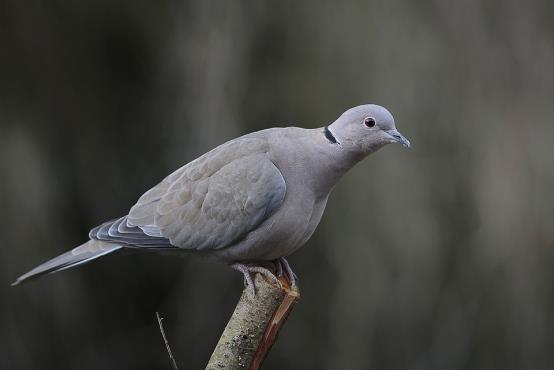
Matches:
[[272, 257, 298, 288], [231, 263, 282, 295], [232, 258, 298, 295]]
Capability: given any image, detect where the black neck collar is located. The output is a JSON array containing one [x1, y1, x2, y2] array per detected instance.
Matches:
[[324, 126, 338, 144]]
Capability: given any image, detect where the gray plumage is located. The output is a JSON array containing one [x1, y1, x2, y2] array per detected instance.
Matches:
[[12, 104, 410, 286]]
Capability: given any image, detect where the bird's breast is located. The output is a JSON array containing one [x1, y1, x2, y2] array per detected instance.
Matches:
[[217, 189, 328, 262]]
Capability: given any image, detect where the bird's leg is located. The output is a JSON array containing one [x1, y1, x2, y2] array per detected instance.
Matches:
[[278, 257, 298, 288], [231, 263, 254, 292], [231, 262, 282, 295], [273, 259, 284, 277]]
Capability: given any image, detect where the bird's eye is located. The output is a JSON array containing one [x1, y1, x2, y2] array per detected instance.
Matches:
[[364, 117, 376, 128]]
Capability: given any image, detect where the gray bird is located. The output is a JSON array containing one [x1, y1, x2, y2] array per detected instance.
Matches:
[[12, 104, 410, 290]]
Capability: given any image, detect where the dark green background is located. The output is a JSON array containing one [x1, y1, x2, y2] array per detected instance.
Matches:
[[1, 1, 553, 369]]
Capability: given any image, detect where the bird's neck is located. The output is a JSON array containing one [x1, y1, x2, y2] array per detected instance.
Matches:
[[299, 128, 367, 197], [269, 127, 369, 199]]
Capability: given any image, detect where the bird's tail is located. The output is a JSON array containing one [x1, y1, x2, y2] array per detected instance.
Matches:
[[11, 240, 122, 286]]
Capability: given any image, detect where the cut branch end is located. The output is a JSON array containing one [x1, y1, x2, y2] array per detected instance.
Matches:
[[206, 273, 300, 370]]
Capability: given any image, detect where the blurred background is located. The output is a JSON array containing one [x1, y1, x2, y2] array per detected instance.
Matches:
[[1, 0, 553, 369]]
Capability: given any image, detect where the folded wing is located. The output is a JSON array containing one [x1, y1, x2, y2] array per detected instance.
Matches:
[[101, 136, 286, 251]]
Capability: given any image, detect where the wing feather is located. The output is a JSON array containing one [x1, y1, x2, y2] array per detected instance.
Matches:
[[119, 135, 285, 251]]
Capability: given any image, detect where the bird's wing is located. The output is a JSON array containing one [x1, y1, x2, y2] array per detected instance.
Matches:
[[123, 136, 286, 251]]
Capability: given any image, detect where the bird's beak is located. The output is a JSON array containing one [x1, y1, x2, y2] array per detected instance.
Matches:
[[385, 129, 411, 148]]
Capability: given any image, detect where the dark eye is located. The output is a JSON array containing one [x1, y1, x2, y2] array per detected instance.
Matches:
[[364, 117, 376, 128]]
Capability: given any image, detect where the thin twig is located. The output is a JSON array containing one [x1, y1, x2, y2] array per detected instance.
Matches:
[[156, 311, 179, 370]]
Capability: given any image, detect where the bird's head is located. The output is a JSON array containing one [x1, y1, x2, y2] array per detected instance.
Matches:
[[326, 104, 410, 156]]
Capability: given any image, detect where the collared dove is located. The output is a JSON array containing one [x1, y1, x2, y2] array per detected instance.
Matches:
[[12, 104, 410, 290]]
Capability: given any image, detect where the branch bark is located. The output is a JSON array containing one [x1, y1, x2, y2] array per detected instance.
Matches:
[[206, 273, 300, 369]]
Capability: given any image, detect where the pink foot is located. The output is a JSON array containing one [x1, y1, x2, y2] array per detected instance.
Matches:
[[272, 257, 298, 288], [231, 262, 282, 295]]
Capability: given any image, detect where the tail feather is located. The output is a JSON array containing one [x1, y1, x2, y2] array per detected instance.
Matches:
[[11, 240, 122, 286]]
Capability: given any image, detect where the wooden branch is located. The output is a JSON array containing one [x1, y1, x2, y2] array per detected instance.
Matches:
[[206, 273, 300, 369]]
